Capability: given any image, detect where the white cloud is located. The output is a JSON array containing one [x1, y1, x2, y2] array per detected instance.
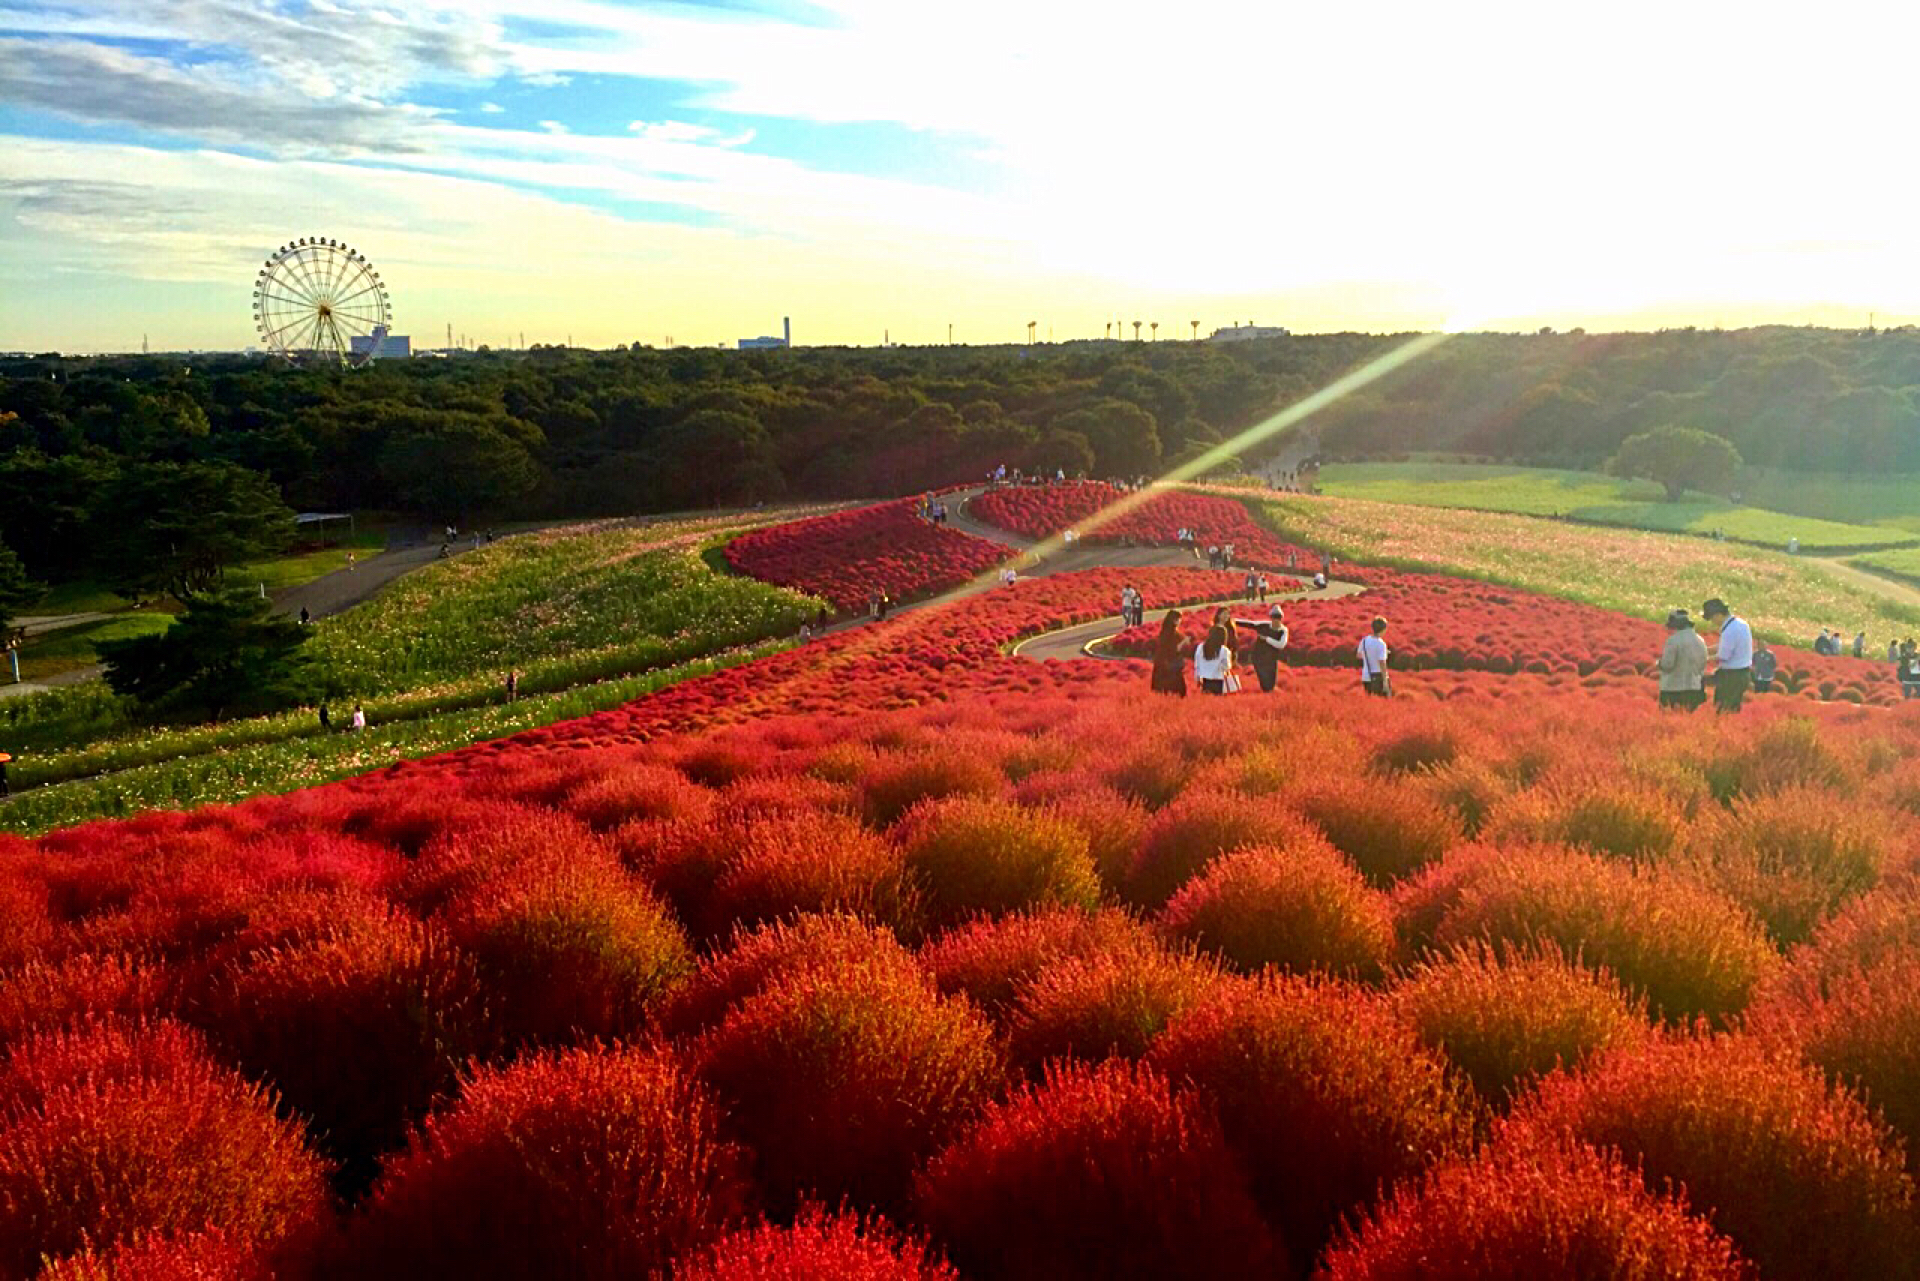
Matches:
[[479, 101, 504, 113]]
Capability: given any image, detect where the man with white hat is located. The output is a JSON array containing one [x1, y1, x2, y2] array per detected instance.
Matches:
[[1234, 604, 1291, 692]]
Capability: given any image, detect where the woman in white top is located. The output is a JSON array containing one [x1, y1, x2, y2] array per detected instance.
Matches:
[[1193, 625, 1234, 694], [1358, 616, 1391, 697]]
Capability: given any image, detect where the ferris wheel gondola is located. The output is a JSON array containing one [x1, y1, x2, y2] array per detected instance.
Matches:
[[252, 237, 392, 366]]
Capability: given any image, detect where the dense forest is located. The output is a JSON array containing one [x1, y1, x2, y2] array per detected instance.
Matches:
[[2, 326, 1914, 587]]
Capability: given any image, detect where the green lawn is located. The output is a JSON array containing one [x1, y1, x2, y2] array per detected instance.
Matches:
[[1317, 462, 1913, 552], [13, 613, 173, 680], [1737, 468, 1920, 536], [230, 531, 389, 593], [1848, 546, 1920, 586], [24, 581, 129, 616]]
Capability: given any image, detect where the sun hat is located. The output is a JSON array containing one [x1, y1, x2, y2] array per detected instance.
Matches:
[[1666, 609, 1691, 629]]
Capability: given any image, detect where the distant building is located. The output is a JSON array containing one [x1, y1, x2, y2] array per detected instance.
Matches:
[[738, 317, 792, 350], [1208, 324, 1289, 343], [350, 333, 411, 359]]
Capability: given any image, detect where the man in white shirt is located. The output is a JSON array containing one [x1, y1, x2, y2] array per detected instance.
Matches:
[[1702, 597, 1751, 713], [1357, 616, 1391, 697]]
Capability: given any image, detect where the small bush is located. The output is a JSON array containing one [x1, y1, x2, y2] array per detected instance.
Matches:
[[1127, 790, 1307, 907], [399, 808, 617, 915], [1102, 744, 1190, 810], [658, 914, 923, 1038], [1685, 788, 1891, 945], [1390, 943, 1649, 1104], [899, 798, 1100, 929], [39, 1227, 278, 1280], [709, 810, 918, 937], [1416, 757, 1509, 837], [1432, 848, 1778, 1025], [1147, 974, 1475, 1258], [859, 751, 1003, 828], [918, 907, 1160, 1024], [0, 953, 172, 1053], [194, 908, 490, 1170], [673, 1206, 957, 1280], [1033, 785, 1149, 892], [1371, 725, 1463, 775], [1292, 778, 1463, 887], [1160, 841, 1394, 978], [439, 860, 693, 1052], [1321, 1140, 1749, 1280], [1488, 780, 1686, 862], [0, 1020, 331, 1277], [347, 1046, 752, 1278], [1764, 883, 1920, 1002], [914, 1060, 1282, 1280], [1506, 1034, 1919, 1281], [1004, 945, 1227, 1073], [567, 761, 717, 831], [692, 958, 1002, 1212], [1704, 715, 1850, 802]]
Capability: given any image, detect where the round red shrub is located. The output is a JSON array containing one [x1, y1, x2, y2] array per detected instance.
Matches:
[[709, 810, 917, 937], [859, 750, 1004, 828], [0, 871, 55, 971], [1147, 974, 1475, 1259], [1004, 944, 1227, 1073], [691, 958, 1002, 1212], [1703, 715, 1851, 803], [1415, 757, 1510, 838], [1685, 787, 1892, 945], [1127, 790, 1305, 907], [399, 808, 618, 915], [1160, 840, 1394, 978], [1031, 784, 1148, 891], [0, 953, 172, 1054], [194, 908, 490, 1169], [567, 761, 717, 831], [658, 913, 923, 1038], [1294, 777, 1463, 886], [899, 797, 1100, 928], [1506, 1034, 1919, 1281], [439, 859, 692, 1051], [1487, 779, 1687, 862], [1432, 847, 1779, 1025], [914, 1060, 1283, 1280], [347, 1046, 751, 1279], [1321, 1140, 1749, 1280], [1390, 942, 1649, 1104], [1371, 725, 1464, 775], [1764, 882, 1920, 1002], [1748, 952, 1920, 1173], [1102, 744, 1189, 810], [917, 907, 1159, 1024], [673, 1206, 957, 1281], [39, 1227, 278, 1280], [0, 1020, 331, 1277]]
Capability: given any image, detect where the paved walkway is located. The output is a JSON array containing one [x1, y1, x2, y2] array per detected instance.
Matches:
[[1811, 555, 1920, 614]]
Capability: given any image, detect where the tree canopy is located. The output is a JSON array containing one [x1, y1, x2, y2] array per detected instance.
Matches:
[[96, 588, 312, 721], [93, 461, 295, 602], [1607, 426, 1744, 501]]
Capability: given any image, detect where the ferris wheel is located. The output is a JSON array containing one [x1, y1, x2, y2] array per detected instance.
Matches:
[[252, 237, 392, 366]]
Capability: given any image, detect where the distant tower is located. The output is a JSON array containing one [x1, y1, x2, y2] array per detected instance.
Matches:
[[1132, 320, 1142, 341], [1105, 322, 1112, 340], [783, 316, 791, 347], [1150, 321, 1158, 342], [1190, 320, 1199, 340], [1027, 320, 1037, 345]]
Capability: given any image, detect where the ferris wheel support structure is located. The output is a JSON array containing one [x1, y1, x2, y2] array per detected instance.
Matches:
[[252, 237, 392, 367]]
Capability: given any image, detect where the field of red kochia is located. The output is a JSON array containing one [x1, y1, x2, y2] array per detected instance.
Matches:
[[970, 481, 1306, 567], [723, 496, 1011, 612], [6, 496, 1920, 1277]]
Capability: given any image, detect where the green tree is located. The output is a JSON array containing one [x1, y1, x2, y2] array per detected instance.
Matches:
[[1054, 399, 1161, 476], [646, 408, 784, 508], [96, 589, 312, 722], [376, 412, 545, 521], [0, 539, 39, 637], [95, 461, 295, 602], [1607, 426, 1743, 501]]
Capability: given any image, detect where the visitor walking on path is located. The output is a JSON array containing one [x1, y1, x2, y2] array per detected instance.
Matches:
[[1702, 598, 1752, 713], [1193, 625, 1234, 695], [505, 669, 519, 703], [1243, 571, 1259, 602], [1854, 632, 1867, 658], [350, 704, 367, 732], [1235, 605, 1289, 693], [1657, 609, 1708, 710], [318, 704, 331, 731], [1902, 640, 1920, 699], [1358, 616, 1392, 697], [1752, 643, 1778, 694], [1150, 611, 1188, 696], [1256, 572, 1270, 603]]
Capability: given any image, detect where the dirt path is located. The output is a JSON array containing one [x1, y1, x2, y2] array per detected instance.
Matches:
[[1813, 556, 1920, 615]]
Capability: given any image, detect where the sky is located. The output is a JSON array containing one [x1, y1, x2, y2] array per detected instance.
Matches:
[[2, 0, 1919, 352]]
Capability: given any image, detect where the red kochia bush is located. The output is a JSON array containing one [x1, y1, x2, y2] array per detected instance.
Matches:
[[439, 859, 692, 1052], [39, 1227, 276, 1280], [1390, 943, 1649, 1104], [859, 750, 1005, 828], [1685, 787, 1892, 945], [691, 958, 1002, 1212], [1127, 790, 1307, 907], [567, 761, 718, 831], [658, 914, 923, 1038], [347, 1046, 752, 1279], [195, 908, 490, 1167], [917, 907, 1160, 1024], [1147, 975, 1475, 1260], [673, 1206, 958, 1281], [1004, 945, 1228, 1074], [914, 1060, 1283, 1281], [1321, 1140, 1750, 1281], [1293, 776, 1463, 886], [1159, 840, 1395, 978], [1506, 1035, 1919, 1281], [1027, 784, 1149, 890], [899, 797, 1100, 928], [0, 953, 172, 1053], [398, 808, 618, 915], [708, 810, 917, 937], [0, 1020, 330, 1278]]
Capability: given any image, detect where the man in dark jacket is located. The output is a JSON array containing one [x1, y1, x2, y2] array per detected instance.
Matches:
[[1234, 605, 1290, 692]]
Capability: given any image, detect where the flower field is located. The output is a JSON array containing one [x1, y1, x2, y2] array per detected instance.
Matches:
[[724, 497, 1012, 611], [1106, 566, 1903, 704], [972, 482, 1305, 567], [6, 512, 1920, 1276], [1252, 489, 1920, 645]]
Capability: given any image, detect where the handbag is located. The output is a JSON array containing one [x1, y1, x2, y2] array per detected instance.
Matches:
[[1224, 671, 1242, 694]]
